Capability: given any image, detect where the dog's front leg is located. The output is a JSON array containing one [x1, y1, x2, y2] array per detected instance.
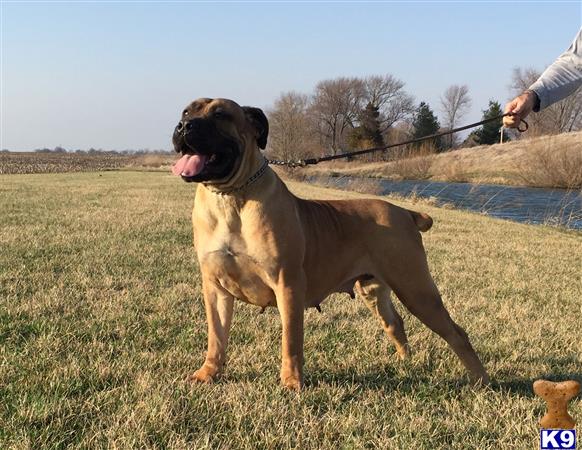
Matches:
[[189, 276, 234, 383], [276, 274, 306, 391]]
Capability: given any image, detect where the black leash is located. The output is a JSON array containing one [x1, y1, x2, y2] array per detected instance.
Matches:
[[268, 112, 528, 167]]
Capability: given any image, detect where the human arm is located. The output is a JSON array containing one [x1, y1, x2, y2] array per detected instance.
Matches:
[[504, 28, 582, 127]]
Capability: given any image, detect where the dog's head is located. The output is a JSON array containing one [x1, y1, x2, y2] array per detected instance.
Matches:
[[172, 98, 268, 184]]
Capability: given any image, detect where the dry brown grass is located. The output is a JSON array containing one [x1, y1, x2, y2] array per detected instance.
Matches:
[[393, 156, 434, 179], [338, 177, 385, 196], [391, 145, 436, 180], [515, 138, 582, 189], [438, 160, 470, 183], [1, 171, 581, 449], [431, 131, 582, 187]]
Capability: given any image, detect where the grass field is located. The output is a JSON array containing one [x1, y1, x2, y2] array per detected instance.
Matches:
[[1, 171, 581, 449]]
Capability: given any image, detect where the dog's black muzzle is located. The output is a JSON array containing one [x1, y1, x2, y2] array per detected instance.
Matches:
[[173, 118, 216, 154], [171, 117, 241, 182]]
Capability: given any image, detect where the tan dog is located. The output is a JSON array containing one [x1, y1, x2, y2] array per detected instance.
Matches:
[[171, 98, 489, 390]]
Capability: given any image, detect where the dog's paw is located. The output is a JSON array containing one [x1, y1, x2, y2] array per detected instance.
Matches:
[[396, 343, 411, 360], [187, 366, 218, 384], [281, 374, 303, 391], [469, 372, 491, 386]]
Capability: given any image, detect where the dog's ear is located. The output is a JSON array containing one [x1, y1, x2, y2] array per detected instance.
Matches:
[[242, 106, 269, 149]]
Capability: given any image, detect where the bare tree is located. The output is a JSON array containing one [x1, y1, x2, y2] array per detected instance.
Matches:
[[440, 84, 471, 148], [510, 67, 582, 136], [363, 74, 415, 133], [267, 91, 316, 161], [310, 77, 365, 154]]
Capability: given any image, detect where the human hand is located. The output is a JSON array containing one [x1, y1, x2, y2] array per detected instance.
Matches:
[[503, 91, 537, 128]]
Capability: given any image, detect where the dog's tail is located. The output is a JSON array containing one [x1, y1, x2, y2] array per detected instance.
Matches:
[[410, 210, 433, 232]]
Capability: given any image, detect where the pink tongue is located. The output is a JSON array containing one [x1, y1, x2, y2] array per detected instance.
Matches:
[[172, 154, 208, 177]]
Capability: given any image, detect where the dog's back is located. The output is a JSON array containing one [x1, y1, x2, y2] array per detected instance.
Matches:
[[295, 196, 432, 240]]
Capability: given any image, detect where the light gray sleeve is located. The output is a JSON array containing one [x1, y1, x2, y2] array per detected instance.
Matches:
[[529, 27, 582, 111]]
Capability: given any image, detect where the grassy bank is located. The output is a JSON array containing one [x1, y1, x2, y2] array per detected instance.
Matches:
[[1, 171, 581, 449], [302, 131, 582, 188]]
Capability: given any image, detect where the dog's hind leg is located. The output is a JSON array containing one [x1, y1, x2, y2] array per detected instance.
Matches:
[[355, 278, 410, 359], [399, 285, 489, 384], [188, 275, 235, 384], [381, 255, 489, 384]]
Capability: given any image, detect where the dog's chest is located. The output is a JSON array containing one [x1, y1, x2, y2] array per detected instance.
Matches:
[[194, 202, 279, 307], [193, 188, 287, 306], [200, 244, 277, 307]]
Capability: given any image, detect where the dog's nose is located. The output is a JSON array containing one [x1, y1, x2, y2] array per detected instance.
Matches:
[[177, 119, 205, 134], [175, 120, 194, 134]]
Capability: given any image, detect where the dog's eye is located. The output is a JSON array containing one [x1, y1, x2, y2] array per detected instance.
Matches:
[[183, 109, 189, 116]]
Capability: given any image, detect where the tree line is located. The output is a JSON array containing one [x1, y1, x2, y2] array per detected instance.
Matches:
[[266, 71, 582, 161]]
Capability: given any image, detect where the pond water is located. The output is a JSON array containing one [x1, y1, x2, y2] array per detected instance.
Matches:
[[306, 176, 582, 230]]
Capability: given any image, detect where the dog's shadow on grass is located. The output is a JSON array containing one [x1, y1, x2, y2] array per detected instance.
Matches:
[[305, 365, 401, 390], [493, 373, 582, 397], [226, 354, 581, 398], [303, 365, 581, 398], [303, 365, 471, 395], [491, 353, 581, 397]]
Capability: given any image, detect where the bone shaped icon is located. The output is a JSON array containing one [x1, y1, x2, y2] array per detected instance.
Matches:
[[533, 379, 580, 429]]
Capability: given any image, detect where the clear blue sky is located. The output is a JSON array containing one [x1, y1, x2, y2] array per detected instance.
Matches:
[[1, 1, 581, 151]]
